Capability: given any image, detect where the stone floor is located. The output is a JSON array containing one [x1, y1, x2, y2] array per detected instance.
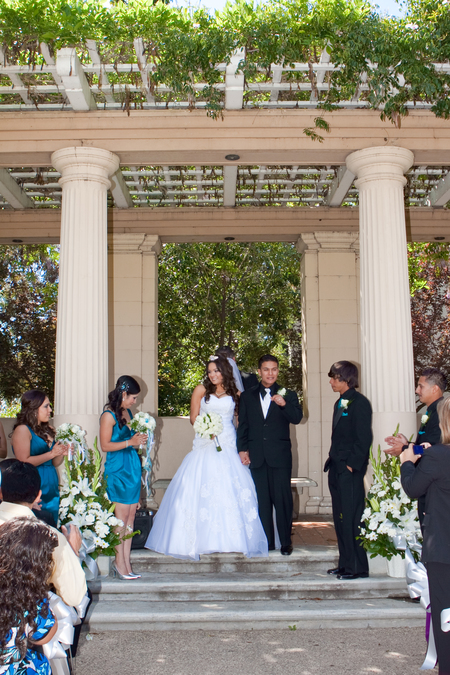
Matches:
[[76, 627, 429, 675], [292, 517, 337, 547]]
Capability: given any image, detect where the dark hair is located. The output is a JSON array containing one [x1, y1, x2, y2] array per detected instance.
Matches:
[[421, 368, 447, 393], [0, 517, 58, 661], [12, 390, 55, 442], [1, 461, 41, 504], [203, 357, 239, 410], [328, 361, 359, 389], [258, 354, 279, 369], [216, 345, 236, 359], [0, 458, 18, 474], [105, 375, 141, 429]]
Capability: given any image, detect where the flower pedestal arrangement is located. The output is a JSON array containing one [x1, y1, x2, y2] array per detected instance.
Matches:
[[360, 442, 422, 578]]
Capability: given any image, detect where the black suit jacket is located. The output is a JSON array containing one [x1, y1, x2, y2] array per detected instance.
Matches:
[[324, 388, 373, 473], [415, 397, 442, 445], [237, 383, 303, 469], [401, 445, 450, 564]]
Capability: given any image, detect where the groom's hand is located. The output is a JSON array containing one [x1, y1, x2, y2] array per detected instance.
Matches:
[[239, 451, 250, 466], [271, 394, 286, 407]]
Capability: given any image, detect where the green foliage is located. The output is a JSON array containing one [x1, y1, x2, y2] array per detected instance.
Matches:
[[0, 245, 58, 405], [158, 242, 301, 416], [408, 242, 450, 384], [0, 0, 448, 122]]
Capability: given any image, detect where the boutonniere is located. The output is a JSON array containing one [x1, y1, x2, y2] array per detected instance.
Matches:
[[277, 388, 287, 398], [339, 398, 353, 410], [420, 413, 430, 427]]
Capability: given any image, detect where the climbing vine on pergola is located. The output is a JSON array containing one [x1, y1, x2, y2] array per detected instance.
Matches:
[[0, 0, 449, 131]]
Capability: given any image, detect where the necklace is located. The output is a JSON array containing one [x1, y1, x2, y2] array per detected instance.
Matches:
[[215, 390, 227, 398]]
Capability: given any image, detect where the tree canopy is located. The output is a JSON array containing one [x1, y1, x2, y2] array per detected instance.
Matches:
[[0, 0, 448, 123], [158, 242, 302, 416], [0, 245, 58, 406]]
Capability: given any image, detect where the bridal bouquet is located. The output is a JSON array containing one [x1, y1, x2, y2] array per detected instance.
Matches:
[[59, 439, 123, 561], [359, 441, 422, 560], [194, 412, 224, 452], [55, 423, 87, 461]]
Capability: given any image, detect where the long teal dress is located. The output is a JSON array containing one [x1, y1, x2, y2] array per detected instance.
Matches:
[[102, 410, 141, 504], [13, 428, 60, 526]]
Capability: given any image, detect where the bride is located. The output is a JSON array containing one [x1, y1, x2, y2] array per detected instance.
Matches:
[[145, 356, 268, 559]]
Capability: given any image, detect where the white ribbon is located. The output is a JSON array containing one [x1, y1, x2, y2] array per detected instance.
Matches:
[[142, 431, 154, 496], [78, 536, 99, 581], [43, 592, 76, 675]]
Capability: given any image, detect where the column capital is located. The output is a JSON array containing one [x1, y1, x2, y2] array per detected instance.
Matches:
[[297, 231, 359, 253], [51, 146, 120, 187], [346, 146, 414, 187], [108, 233, 146, 254], [140, 235, 162, 256]]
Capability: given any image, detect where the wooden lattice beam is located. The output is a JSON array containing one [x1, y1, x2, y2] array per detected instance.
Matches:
[[56, 48, 96, 111], [109, 169, 133, 209], [325, 166, 356, 207], [225, 49, 245, 110], [424, 172, 450, 208], [0, 168, 34, 209]]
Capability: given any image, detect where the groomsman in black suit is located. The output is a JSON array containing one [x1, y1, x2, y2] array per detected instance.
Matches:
[[384, 367, 446, 527], [237, 355, 303, 555], [324, 361, 373, 580]]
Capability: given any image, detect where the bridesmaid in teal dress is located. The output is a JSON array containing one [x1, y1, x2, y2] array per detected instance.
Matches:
[[100, 375, 148, 580], [11, 390, 68, 526]]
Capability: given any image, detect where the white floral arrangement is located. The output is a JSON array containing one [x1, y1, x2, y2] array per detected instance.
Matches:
[[59, 439, 124, 558], [277, 388, 287, 398], [360, 439, 422, 560], [193, 411, 224, 452], [55, 423, 87, 460]]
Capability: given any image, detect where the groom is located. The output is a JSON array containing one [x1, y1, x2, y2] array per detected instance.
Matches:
[[237, 355, 303, 555]]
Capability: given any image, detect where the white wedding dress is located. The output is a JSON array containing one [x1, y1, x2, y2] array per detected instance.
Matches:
[[145, 395, 268, 560]]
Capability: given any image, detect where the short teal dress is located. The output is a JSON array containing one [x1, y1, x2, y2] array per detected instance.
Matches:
[[13, 428, 60, 526], [102, 410, 141, 505]]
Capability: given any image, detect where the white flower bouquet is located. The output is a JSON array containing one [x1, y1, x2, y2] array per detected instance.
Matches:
[[193, 411, 224, 452], [59, 439, 126, 559], [359, 439, 422, 561], [129, 411, 156, 436], [55, 423, 87, 460]]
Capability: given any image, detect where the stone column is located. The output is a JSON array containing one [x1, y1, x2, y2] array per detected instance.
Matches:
[[52, 147, 119, 444], [346, 146, 416, 449], [296, 232, 360, 514], [108, 233, 161, 415]]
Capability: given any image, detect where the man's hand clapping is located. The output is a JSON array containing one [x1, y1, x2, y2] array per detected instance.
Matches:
[[384, 432, 408, 457]]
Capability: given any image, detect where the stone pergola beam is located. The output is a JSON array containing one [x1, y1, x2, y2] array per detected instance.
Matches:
[[0, 110, 449, 167], [0, 206, 448, 244], [426, 171, 450, 208], [109, 169, 133, 208], [56, 48, 97, 111], [325, 166, 356, 206], [0, 168, 34, 209]]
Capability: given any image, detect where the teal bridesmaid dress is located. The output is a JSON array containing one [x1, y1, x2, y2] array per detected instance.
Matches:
[[102, 410, 141, 504], [28, 428, 60, 526]]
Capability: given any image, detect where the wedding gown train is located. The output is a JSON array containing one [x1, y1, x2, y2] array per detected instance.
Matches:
[[145, 395, 268, 560]]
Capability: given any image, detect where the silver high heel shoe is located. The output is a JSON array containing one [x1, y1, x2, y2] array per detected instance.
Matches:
[[110, 562, 136, 580], [127, 569, 141, 579]]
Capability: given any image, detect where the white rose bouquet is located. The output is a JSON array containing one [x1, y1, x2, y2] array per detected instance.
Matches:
[[55, 422, 87, 460], [59, 439, 128, 561], [128, 411, 157, 494], [193, 411, 224, 452], [359, 437, 422, 561]]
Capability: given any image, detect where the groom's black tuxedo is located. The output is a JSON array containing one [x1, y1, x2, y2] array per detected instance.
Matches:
[[237, 383, 303, 548], [324, 388, 372, 576]]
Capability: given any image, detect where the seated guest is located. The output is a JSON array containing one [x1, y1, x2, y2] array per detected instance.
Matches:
[[0, 458, 55, 526], [0, 518, 59, 675], [11, 390, 68, 526], [401, 396, 450, 675], [0, 461, 87, 607]]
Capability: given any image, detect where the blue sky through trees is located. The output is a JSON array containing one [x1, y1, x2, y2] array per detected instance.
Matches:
[[174, 0, 405, 17]]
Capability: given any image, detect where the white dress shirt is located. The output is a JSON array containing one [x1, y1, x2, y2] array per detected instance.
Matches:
[[260, 388, 272, 419]]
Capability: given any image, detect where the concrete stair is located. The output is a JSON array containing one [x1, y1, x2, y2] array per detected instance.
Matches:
[[85, 546, 424, 631]]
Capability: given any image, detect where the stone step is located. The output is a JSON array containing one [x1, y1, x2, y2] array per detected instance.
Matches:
[[85, 597, 424, 632], [89, 572, 408, 603], [129, 546, 339, 575]]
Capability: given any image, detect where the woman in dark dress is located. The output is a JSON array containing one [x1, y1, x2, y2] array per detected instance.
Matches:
[[11, 391, 68, 526], [401, 396, 450, 675], [99, 376, 147, 580]]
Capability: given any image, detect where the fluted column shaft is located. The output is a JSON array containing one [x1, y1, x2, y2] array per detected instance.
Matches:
[[52, 147, 120, 442], [346, 146, 416, 448]]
